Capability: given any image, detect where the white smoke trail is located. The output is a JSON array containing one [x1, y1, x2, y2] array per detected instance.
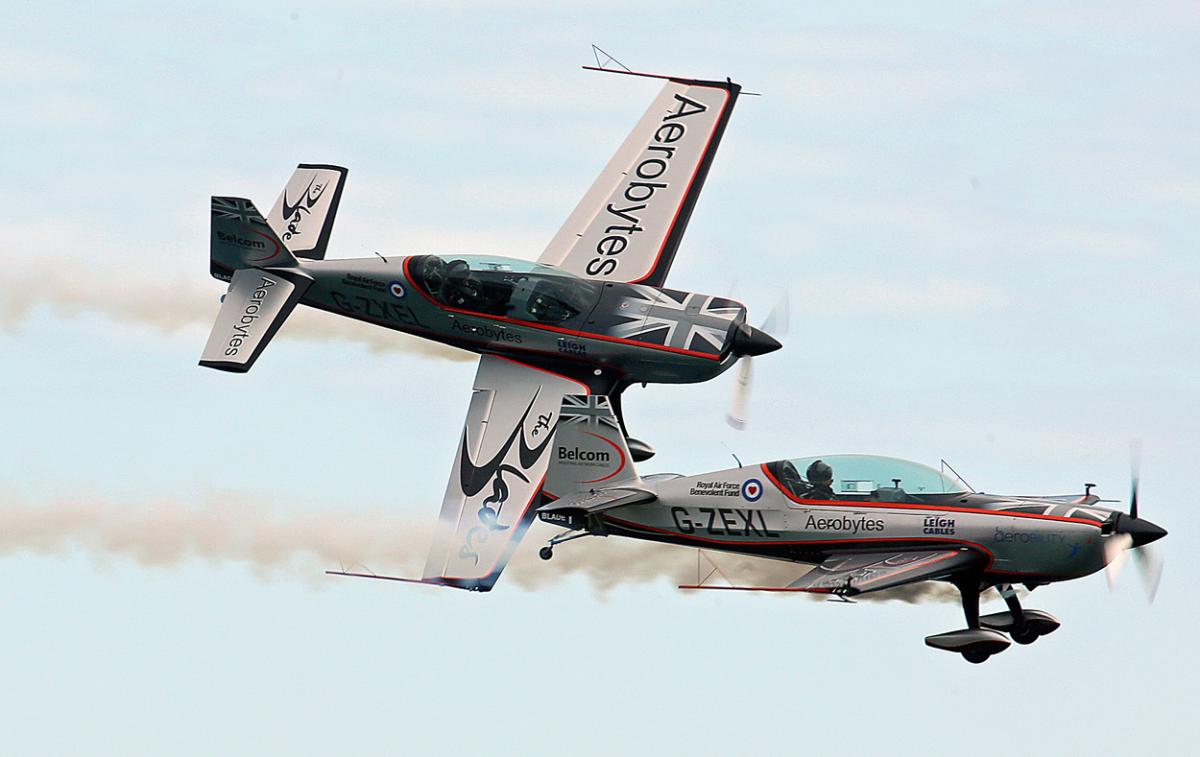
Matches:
[[0, 271, 471, 362], [0, 490, 958, 602]]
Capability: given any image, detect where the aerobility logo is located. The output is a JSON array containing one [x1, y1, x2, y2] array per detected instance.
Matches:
[[583, 91, 715, 278]]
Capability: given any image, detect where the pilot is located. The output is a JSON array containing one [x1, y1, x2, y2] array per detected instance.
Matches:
[[805, 459, 835, 500]]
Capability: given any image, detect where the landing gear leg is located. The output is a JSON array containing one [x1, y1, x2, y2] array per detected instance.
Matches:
[[925, 576, 1012, 663], [955, 576, 989, 664]]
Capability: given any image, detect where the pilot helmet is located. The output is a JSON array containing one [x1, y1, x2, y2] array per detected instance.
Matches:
[[806, 459, 833, 485]]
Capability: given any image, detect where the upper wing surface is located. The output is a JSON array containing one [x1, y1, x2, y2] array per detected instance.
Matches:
[[537, 69, 741, 287], [421, 356, 588, 591]]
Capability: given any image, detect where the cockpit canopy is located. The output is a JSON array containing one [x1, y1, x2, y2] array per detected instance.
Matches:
[[408, 254, 600, 325], [766, 454, 973, 500]]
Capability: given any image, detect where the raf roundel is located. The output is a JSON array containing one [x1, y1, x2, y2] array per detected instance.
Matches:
[[389, 281, 406, 299], [741, 478, 763, 502]]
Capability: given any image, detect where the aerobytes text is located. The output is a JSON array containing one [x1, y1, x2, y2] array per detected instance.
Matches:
[[805, 514, 884, 535], [585, 93, 712, 278], [223, 277, 278, 356]]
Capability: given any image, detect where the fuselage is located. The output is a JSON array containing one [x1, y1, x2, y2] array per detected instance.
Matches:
[[570, 461, 1123, 585], [288, 254, 749, 391]]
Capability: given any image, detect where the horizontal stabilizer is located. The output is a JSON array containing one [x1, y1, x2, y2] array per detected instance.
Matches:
[[199, 268, 310, 373], [540, 487, 656, 516]]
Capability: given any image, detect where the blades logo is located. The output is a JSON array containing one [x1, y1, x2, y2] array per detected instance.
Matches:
[[457, 390, 557, 566], [280, 175, 329, 242]]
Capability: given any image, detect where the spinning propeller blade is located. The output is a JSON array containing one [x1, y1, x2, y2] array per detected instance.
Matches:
[[725, 294, 788, 431], [1104, 533, 1132, 589], [1134, 546, 1164, 602], [1104, 445, 1166, 602], [725, 359, 752, 430]]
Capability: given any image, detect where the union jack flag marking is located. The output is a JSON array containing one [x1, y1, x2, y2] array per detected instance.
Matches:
[[609, 287, 741, 353], [211, 197, 268, 227], [560, 395, 620, 430]]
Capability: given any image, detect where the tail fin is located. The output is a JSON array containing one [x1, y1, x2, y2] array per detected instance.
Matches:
[[265, 164, 348, 261], [545, 394, 641, 498], [210, 196, 298, 278]]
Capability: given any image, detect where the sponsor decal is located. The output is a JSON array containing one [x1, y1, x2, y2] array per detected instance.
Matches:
[[341, 274, 386, 293], [557, 446, 610, 464], [585, 93, 712, 278], [993, 528, 1065, 544], [556, 337, 587, 356], [923, 516, 956, 535], [216, 230, 266, 250], [671, 506, 780, 538], [388, 281, 406, 299], [804, 514, 885, 535], [741, 478, 763, 502], [688, 480, 743, 497], [450, 319, 523, 343], [223, 276, 277, 356]]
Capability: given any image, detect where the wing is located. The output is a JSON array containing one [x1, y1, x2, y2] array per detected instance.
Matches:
[[680, 549, 983, 595], [537, 68, 742, 287], [788, 549, 984, 596], [420, 355, 588, 591]]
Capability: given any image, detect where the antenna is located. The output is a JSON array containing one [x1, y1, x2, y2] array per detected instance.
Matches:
[[591, 44, 632, 72], [940, 458, 974, 492], [721, 442, 743, 468]]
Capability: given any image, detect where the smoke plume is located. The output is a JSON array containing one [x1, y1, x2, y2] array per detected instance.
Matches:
[[0, 490, 958, 603], [0, 271, 471, 362]]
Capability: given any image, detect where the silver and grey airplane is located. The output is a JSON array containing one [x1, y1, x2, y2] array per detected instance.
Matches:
[[200, 67, 780, 591], [525, 397, 1165, 663]]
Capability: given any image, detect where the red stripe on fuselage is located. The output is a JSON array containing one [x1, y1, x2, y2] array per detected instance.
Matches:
[[758, 463, 1104, 528], [401, 256, 724, 361]]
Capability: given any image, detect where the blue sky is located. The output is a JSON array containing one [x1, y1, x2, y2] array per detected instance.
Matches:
[[2, 1, 1198, 754]]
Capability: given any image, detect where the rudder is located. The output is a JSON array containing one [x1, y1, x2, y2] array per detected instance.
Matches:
[[210, 196, 298, 279], [545, 394, 641, 499]]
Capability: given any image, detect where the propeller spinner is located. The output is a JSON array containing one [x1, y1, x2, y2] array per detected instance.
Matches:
[[1103, 451, 1167, 601]]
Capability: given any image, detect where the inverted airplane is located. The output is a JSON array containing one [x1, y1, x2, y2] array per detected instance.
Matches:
[[200, 67, 780, 590]]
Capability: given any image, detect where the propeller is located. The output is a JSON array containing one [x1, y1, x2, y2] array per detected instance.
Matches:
[[1103, 445, 1166, 601], [726, 293, 789, 430]]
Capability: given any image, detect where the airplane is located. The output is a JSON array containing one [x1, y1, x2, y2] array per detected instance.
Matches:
[[488, 395, 1163, 664], [199, 66, 782, 591]]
